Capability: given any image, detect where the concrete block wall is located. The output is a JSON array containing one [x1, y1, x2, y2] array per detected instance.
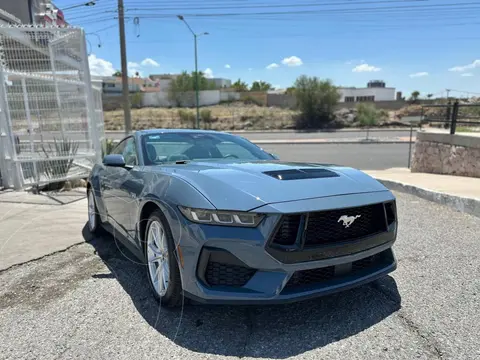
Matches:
[[411, 131, 480, 178]]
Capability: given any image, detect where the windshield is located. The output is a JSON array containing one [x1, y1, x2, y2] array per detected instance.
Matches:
[[141, 132, 274, 165]]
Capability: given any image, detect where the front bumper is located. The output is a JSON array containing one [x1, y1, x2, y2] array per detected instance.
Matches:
[[177, 192, 398, 305]]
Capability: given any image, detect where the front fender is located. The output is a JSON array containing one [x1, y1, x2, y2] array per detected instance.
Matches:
[[88, 165, 108, 223], [135, 175, 216, 245]]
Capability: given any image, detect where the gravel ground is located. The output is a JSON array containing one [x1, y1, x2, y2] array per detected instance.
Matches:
[[0, 192, 479, 360]]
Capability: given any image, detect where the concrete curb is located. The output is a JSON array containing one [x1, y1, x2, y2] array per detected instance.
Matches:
[[375, 178, 480, 218]]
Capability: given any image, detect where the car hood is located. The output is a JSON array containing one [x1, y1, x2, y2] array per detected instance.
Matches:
[[156, 160, 388, 211]]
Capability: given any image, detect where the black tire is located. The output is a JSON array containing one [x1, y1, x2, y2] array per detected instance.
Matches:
[[87, 188, 103, 236], [144, 210, 183, 308]]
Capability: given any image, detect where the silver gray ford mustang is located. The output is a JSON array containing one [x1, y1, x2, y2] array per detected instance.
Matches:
[[87, 129, 397, 307]]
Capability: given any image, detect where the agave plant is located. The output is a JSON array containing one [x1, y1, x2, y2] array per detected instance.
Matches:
[[40, 137, 80, 181]]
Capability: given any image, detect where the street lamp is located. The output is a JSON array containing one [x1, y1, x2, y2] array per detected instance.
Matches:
[[177, 15, 209, 129], [63, 1, 96, 11]]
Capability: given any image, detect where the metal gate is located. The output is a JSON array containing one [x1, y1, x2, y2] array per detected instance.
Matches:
[[0, 25, 103, 190]]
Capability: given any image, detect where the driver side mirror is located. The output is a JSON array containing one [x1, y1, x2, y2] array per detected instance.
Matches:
[[270, 153, 279, 160], [103, 154, 126, 167]]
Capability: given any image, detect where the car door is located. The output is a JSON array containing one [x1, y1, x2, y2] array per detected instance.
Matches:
[[101, 137, 136, 239]]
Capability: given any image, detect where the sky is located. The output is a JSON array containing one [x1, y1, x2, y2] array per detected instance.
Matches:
[[57, 0, 480, 97]]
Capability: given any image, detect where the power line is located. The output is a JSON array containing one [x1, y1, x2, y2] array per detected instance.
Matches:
[[123, 0, 427, 11]]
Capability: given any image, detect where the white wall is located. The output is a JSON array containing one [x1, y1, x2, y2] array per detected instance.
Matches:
[[141, 90, 221, 107], [220, 91, 240, 102], [338, 87, 396, 102]]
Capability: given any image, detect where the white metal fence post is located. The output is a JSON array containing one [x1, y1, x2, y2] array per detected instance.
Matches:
[[21, 77, 39, 186], [0, 65, 22, 189], [48, 42, 66, 137], [79, 29, 102, 164]]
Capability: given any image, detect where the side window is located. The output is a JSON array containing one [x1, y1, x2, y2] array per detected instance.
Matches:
[[123, 137, 137, 166], [110, 140, 126, 155]]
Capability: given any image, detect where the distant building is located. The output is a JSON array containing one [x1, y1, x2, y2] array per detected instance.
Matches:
[[209, 77, 232, 89], [0, 1, 68, 26], [97, 76, 158, 93], [338, 80, 396, 103]]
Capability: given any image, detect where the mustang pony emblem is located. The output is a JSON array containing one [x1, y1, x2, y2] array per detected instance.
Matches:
[[338, 215, 361, 228]]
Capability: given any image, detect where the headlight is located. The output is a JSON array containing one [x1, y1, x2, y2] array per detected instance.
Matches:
[[179, 206, 264, 227]]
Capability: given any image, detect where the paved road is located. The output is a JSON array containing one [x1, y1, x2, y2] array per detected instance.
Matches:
[[263, 143, 411, 170], [1, 192, 479, 359]]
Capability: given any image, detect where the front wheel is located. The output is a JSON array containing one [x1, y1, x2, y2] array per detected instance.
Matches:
[[145, 210, 183, 307]]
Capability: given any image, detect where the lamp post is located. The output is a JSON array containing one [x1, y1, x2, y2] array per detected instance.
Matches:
[[177, 15, 208, 129]]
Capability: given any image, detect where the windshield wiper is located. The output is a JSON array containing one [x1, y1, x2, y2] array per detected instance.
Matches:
[[175, 160, 189, 164]]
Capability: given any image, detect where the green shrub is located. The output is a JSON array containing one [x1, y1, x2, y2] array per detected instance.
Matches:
[[200, 109, 212, 129], [101, 138, 117, 158], [178, 109, 196, 127], [130, 92, 142, 108], [356, 103, 379, 127], [293, 76, 340, 129]]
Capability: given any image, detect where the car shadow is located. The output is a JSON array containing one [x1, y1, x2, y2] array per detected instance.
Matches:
[[83, 225, 402, 359]]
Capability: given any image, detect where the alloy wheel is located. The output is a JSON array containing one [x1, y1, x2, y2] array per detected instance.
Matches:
[[147, 220, 170, 297]]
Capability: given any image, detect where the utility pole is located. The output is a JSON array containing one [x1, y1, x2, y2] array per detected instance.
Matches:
[[194, 34, 200, 129], [118, 0, 132, 135], [446, 88, 451, 100], [177, 15, 208, 129]]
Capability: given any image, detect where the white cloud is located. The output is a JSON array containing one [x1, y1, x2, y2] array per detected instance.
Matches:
[[281, 56, 303, 67], [141, 58, 159, 67], [409, 72, 429, 78], [128, 61, 140, 68], [352, 63, 381, 72], [461, 73, 474, 77], [266, 63, 279, 70], [224, 64, 231, 69], [88, 54, 115, 76], [448, 59, 480, 72], [204, 68, 214, 78]]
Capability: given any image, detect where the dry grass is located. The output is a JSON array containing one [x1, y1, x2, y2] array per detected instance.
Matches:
[[103, 102, 298, 131]]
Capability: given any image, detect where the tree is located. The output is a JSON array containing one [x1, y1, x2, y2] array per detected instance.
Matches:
[[410, 90, 420, 103], [232, 78, 248, 92], [250, 81, 272, 91], [112, 70, 122, 77], [427, 93, 433, 99], [168, 70, 215, 106], [286, 86, 296, 95], [293, 75, 340, 129]]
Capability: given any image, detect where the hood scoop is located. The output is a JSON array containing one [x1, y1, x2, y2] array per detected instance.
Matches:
[[263, 168, 339, 181]]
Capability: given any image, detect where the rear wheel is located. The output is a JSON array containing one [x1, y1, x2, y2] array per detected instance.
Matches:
[[145, 210, 183, 307]]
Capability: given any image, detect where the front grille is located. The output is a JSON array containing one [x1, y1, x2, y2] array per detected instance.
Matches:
[[284, 249, 394, 290], [205, 261, 256, 287], [304, 203, 387, 246], [270, 203, 388, 248]]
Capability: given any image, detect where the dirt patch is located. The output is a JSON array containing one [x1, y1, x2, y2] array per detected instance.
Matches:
[[103, 102, 298, 131]]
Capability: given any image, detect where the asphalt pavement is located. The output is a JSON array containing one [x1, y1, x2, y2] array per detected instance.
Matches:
[[262, 143, 411, 170], [1, 192, 479, 360]]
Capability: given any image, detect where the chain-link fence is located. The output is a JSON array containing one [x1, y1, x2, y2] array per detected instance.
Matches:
[[0, 25, 103, 190]]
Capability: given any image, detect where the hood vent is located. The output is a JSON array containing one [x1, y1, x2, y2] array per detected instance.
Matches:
[[263, 168, 339, 181]]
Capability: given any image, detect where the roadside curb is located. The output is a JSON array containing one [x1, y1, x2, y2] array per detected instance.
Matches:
[[375, 178, 480, 218]]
